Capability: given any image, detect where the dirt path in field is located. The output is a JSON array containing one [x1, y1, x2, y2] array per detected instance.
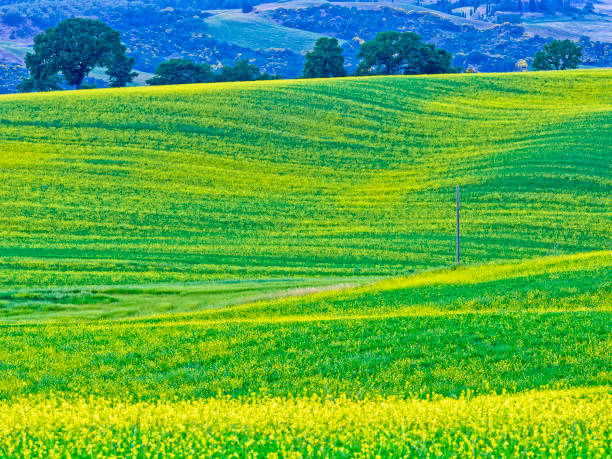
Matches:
[[283, 282, 362, 298]]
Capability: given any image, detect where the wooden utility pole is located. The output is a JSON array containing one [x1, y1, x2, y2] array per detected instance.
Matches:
[[456, 185, 460, 264]]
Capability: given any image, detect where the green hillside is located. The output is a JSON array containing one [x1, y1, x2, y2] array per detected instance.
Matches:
[[0, 70, 610, 290], [203, 12, 327, 51], [2, 251, 609, 398], [0, 251, 610, 455], [0, 70, 610, 456]]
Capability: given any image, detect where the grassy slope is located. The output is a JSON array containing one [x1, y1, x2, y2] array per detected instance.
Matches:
[[1, 251, 609, 399], [0, 41, 28, 60], [521, 16, 612, 42], [0, 277, 370, 322], [0, 251, 609, 455], [203, 11, 327, 51], [0, 71, 610, 456], [0, 70, 610, 289]]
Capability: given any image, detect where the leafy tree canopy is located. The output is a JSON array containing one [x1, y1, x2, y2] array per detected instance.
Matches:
[[16, 74, 62, 93], [19, 18, 136, 92], [147, 59, 215, 85], [532, 40, 583, 71], [356, 31, 453, 76], [146, 58, 277, 86], [218, 59, 261, 82], [303, 37, 347, 79], [242, 0, 254, 13]]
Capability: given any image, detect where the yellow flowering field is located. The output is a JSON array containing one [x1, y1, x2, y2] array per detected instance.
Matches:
[[0, 70, 610, 456], [0, 251, 610, 456], [1, 388, 610, 458]]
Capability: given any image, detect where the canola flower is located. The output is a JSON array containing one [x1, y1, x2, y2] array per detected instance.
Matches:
[[0, 388, 610, 458]]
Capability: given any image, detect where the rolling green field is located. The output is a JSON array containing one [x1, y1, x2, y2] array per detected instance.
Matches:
[[0, 70, 610, 288], [0, 252, 610, 456], [0, 70, 610, 456], [203, 12, 327, 51]]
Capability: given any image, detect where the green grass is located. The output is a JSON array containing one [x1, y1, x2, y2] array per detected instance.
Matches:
[[0, 277, 370, 322], [203, 12, 328, 51], [0, 71, 610, 456], [0, 70, 610, 289], [0, 252, 609, 456], [0, 251, 609, 400]]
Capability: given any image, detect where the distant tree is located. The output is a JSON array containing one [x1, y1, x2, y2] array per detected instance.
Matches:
[[419, 42, 453, 74], [515, 59, 528, 71], [147, 59, 276, 85], [2, 11, 23, 27], [147, 59, 215, 85], [539, 0, 552, 13], [19, 18, 136, 91], [218, 59, 261, 82], [357, 31, 414, 75], [356, 31, 453, 75], [17, 46, 62, 92], [583, 1, 595, 13], [303, 37, 347, 78], [532, 40, 582, 70], [257, 72, 281, 80], [107, 55, 138, 88], [242, 0, 254, 13], [16, 74, 62, 93]]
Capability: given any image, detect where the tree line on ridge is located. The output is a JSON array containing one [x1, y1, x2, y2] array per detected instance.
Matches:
[[17, 17, 583, 92]]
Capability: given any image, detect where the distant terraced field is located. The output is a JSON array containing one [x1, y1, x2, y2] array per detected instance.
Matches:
[[0, 70, 610, 457]]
